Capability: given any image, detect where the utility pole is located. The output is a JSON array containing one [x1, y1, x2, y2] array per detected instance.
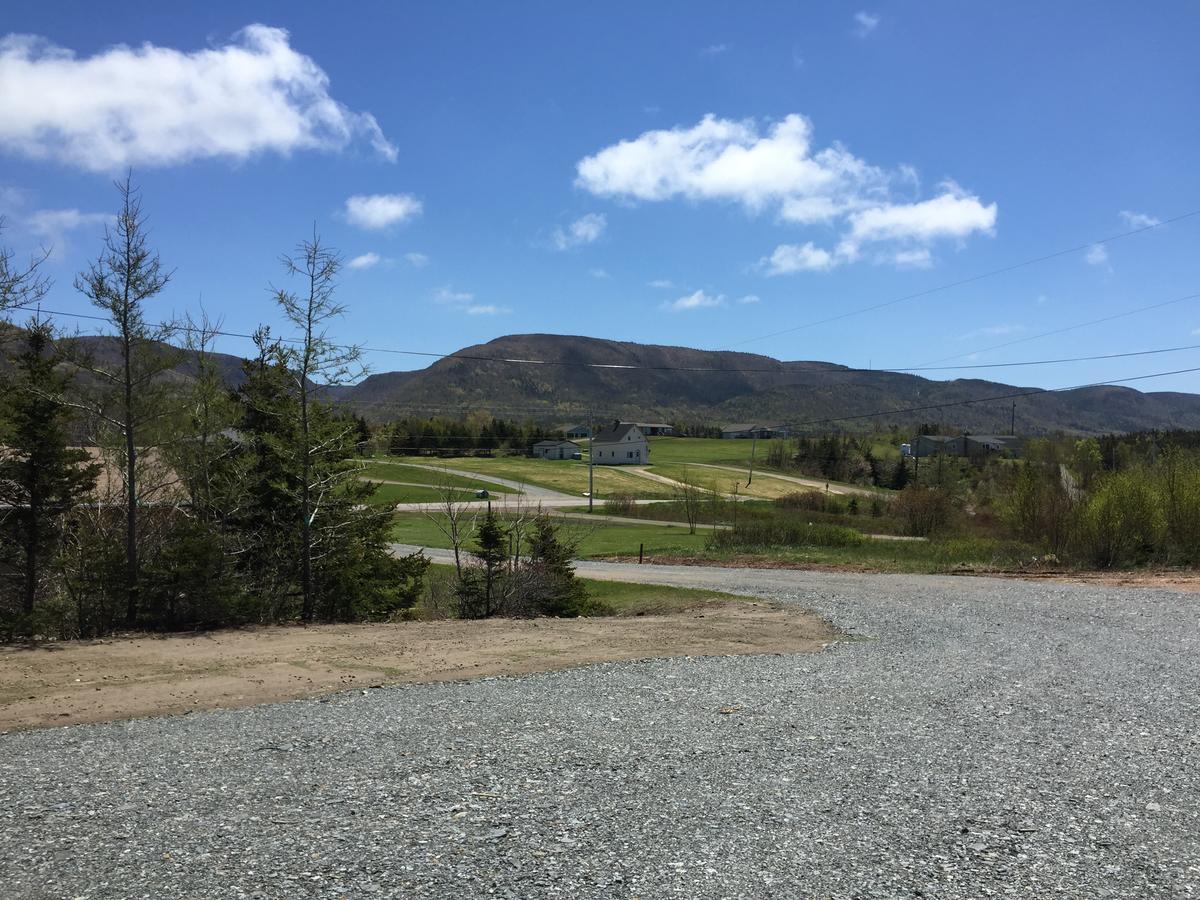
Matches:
[[587, 412, 594, 513], [747, 434, 757, 486], [1010, 402, 1016, 437]]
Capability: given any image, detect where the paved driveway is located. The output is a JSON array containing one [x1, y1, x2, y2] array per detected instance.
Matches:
[[1, 564, 1197, 898]]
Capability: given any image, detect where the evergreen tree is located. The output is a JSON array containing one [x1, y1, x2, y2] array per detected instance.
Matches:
[[0, 320, 100, 616], [457, 514, 509, 618], [890, 458, 910, 490], [523, 516, 588, 616], [73, 175, 176, 625]]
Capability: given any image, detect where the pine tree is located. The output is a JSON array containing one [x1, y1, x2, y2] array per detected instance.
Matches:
[[0, 320, 100, 615], [73, 175, 175, 625]]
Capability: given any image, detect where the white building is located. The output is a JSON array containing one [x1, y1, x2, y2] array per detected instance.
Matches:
[[590, 422, 649, 465], [532, 439, 581, 460]]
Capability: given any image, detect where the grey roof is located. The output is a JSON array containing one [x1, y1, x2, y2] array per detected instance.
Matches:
[[722, 423, 783, 433], [533, 439, 580, 449], [592, 423, 642, 444]]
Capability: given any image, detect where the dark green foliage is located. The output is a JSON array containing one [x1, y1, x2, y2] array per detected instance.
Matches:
[[521, 516, 589, 617], [0, 322, 100, 626], [140, 518, 239, 630], [456, 513, 510, 618], [386, 415, 564, 455]]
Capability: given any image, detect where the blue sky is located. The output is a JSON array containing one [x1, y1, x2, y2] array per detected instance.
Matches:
[[1, 1, 1198, 394]]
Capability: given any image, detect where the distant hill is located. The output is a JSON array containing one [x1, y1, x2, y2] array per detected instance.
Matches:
[[339, 333, 1200, 435], [6, 328, 1199, 434]]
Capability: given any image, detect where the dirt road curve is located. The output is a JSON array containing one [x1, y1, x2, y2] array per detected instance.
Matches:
[[2, 562, 1198, 898]]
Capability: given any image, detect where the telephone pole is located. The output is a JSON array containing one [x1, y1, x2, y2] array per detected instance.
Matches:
[[587, 412, 595, 513]]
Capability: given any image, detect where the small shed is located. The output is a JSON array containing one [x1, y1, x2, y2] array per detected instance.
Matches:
[[532, 439, 581, 460]]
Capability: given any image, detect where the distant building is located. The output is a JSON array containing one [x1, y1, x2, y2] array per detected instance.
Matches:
[[913, 434, 1023, 459], [721, 423, 791, 440], [634, 422, 675, 436], [532, 439, 581, 460], [900, 442, 912, 457], [590, 422, 649, 465], [564, 424, 591, 440]]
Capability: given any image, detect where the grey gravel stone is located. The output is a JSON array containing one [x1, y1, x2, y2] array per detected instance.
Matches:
[[1, 564, 1198, 898]]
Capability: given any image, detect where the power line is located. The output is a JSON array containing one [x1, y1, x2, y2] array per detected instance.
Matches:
[[9, 293, 1200, 379], [777, 364, 1200, 431], [910, 291, 1200, 367], [722, 207, 1200, 348]]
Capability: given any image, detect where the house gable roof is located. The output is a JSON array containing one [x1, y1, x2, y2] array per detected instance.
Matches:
[[592, 423, 643, 444]]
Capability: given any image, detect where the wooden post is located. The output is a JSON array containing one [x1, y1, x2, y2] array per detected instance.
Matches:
[[638, 543, 644, 564]]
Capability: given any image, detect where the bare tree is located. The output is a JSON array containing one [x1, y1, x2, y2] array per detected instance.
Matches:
[[423, 468, 477, 577], [271, 230, 364, 621], [72, 175, 175, 625], [0, 220, 50, 317], [673, 465, 703, 534]]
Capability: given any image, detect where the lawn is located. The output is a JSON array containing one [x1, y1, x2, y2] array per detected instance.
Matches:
[[394, 511, 1036, 574], [647, 437, 761, 465], [386, 455, 675, 499], [360, 460, 514, 493], [649, 462, 816, 499], [365, 482, 481, 505], [391, 511, 708, 558], [421, 563, 744, 617]]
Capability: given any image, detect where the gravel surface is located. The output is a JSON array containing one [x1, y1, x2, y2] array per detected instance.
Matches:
[[2, 565, 1198, 898]]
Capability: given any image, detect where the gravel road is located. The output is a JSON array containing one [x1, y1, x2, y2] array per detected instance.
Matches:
[[2, 564, 1198, 898]]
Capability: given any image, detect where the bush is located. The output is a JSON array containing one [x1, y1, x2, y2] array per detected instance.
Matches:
[[1070, 470, 1164, 568], [776, 490, 831, 512], [892, 486, 954, 537], [604, 492, 636, 517], [709, 520, 865, 551]]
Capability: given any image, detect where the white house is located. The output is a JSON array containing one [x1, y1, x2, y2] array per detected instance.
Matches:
[[532, 439, 581, 460], [590, 422, 649, 465]]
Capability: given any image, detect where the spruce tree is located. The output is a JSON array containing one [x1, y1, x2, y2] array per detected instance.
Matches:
[[0, 320, 100, 615]]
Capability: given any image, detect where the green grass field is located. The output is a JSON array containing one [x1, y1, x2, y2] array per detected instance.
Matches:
[[395, 511, 1034, 573], [385, 455, 676, 499], [647, 437, 761, 465], [392, 512, 708, 558], [649, 462, 823, 499], [365, 482, 481, 505], [420, 563, 743, 617], [361, 461, 514, 493]]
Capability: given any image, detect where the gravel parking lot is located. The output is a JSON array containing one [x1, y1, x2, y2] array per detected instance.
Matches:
[[2, 564, 1198, 898]]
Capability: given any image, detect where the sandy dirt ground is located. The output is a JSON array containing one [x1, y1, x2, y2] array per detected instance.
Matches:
[[0, 602, 836, 732]]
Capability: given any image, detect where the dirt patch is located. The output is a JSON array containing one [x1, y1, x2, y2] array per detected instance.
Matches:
[[952, 568, 1200, 593], [0, 603, 837, 732]]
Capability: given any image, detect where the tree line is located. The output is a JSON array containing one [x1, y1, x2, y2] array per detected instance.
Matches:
[[0, 177, 428, 639]]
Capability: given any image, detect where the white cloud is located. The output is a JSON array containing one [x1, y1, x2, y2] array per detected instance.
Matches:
[[404, 251, 429, 267], [648, 278, 675, 289], [577, 113, 995, 273], [701, 44, 729, 56], [589, 267, 610, 279], [737, 294, 761, 304], [667, 289, 724, 311], [434, 287, 474, 305], [24, 207, 110, 258], [344, 193, 422, 230], [347, 252, 381, 270], [551, 212, 606, 250], [854, 11, 881, 36], [0, 26, 395, 171], [956, 323, 1026, 341], [838, 184, 996, 258], [888, 248, 933, 268], [1085, 244, 1110, 268], [434, 286, 509, 316], [763, 241, 836, 275], [1120, 210, 1161, 229]]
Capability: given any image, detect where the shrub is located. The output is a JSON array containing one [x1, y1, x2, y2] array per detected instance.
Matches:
[[892, 486, 954, 537], [709, 520, 865, 551], [776, 490, 831, 512], [604, 492, 636, 517], [1070, 470, 1164, 568]]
